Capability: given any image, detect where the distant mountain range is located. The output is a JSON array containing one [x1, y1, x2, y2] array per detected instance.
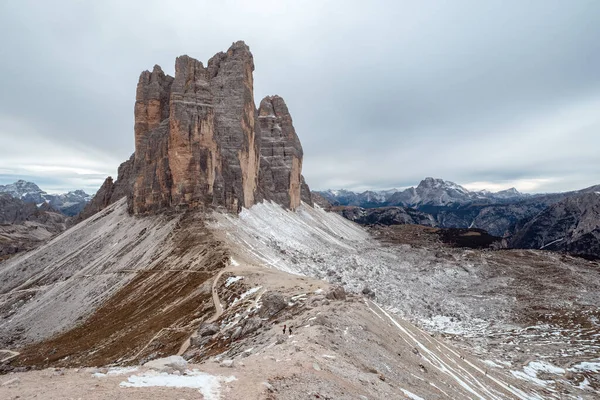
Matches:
[[317, 177, 600, 259], [0, 180, 91, 216], [0, 193, 66, 260], [317, 177, 529, 208]]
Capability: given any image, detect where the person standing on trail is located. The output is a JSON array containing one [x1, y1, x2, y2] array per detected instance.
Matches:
[[282, 324, 286, 334], [288, 326, 293, 335]]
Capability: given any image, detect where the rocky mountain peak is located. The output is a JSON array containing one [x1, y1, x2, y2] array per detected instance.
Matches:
[[417, 177, 469, 193], [510, 192, 600, 259], [257, 95, 306, 209], [496, 187, 520, 196], [0, 180, 45, 200], [0, 180, 92, 216], [82, 41, 311, 218]]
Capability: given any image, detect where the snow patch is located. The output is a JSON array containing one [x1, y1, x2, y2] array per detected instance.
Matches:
[[578, 377, 591, 390], [525, 361, 565, 375], [120, 370, 236, 400], [569, 361, 600, 372], [510, 370, 549, 387], [510, 361, 564, 387], [483, 360, 504, 369], [400, 388, 426, 400], [232, 287, 262, 305], [225, 276, 243, 287]]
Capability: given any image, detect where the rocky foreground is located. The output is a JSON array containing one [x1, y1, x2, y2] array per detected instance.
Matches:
[[1, 199, 599, 399]]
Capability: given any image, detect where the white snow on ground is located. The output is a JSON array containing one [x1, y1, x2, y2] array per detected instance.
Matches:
[[540, 238, 564, 249], [526, 361, 565, 375], [225, 276, 243, 287], [401, 388, 426, 400], [229, 257, 240, 267], [569, 361, 600, 372], [420, 314, 489, 336], [93, 367, 139, 377], [370, 301, 545, 400], [231, 287, 262, 305], [510, 362, 565, 388], [579, 377, 591, 389], [511, 371, 550, 387], [120, 370, 236, 400], [483, 360, 504, 369], [209, 200, 599, 399]]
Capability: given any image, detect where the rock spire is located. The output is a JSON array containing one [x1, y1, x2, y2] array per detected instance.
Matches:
[[82, 41, 312, 219]]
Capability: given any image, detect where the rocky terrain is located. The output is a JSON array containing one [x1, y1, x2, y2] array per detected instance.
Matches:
[[334, 205, 436, 227], [0, 194, 65, 261], [0, 180, 91, 216], [320, 178, 600, 259], [207, 202, 600, 398], [2, 199, 598, 399], [317, 178, 546, 237], [1, 41, 598, 400], [511, 192, 600, 260]]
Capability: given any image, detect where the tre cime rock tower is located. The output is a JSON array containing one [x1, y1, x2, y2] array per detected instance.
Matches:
[[79, 41, 312, 221]]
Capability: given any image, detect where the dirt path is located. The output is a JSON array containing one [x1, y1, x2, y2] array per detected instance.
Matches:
[[177, 267, 228, 356], [209, 268, 226, 321]]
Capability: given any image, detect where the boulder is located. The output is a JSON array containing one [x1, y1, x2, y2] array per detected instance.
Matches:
[[258, 291, 288, 318], [326, 285, 346, 301], [197, 322, 220, 337], [240, 316, 262, 336], [276, 334, 287, 344], [362, 287, 376, 299]]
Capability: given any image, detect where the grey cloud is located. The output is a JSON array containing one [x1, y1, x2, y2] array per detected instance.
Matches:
[[0, 0, 598, 194]]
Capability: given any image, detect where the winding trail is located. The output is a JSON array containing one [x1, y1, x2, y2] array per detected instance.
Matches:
[[177, 267, 228, 356], [209, 269, 226, 322]]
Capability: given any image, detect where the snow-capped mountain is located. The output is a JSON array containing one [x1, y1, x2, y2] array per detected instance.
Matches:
[[317, 177, 527, 208], [0, 180, 47, 204], [0, 180, 92, 216]]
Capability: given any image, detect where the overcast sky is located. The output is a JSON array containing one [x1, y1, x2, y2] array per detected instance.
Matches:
[[1, 0, 598, 194]]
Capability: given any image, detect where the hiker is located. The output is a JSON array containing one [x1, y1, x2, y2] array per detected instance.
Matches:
[[288, 326, 293, 335], [282, 324, 286, 334]]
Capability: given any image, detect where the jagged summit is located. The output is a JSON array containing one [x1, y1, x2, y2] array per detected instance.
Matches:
[[80, 41, 311, 219], [318, 177, 528, 209], [0, 180, 91, 216], [257, 95, 308, 209]]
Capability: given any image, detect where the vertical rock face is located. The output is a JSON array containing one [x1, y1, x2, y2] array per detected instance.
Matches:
[[300, 175, 314, 206], [134, 66, 173, 162], [133, 41, 260, 214], [81, 41, 311, 219], [257, 95, 307, 209]]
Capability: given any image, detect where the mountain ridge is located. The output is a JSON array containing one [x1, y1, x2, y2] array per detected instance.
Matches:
[[0, 179, 92, 216], [317, 177, 529, 208]]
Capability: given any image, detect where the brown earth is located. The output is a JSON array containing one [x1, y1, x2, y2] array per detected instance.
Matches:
[[11, 211, 228, 369]]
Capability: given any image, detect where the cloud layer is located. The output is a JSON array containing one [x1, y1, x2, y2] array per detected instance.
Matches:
[[1, 0, 598, 194]]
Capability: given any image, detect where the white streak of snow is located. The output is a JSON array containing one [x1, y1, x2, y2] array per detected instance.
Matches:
[[120, 370, 236, 400]]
